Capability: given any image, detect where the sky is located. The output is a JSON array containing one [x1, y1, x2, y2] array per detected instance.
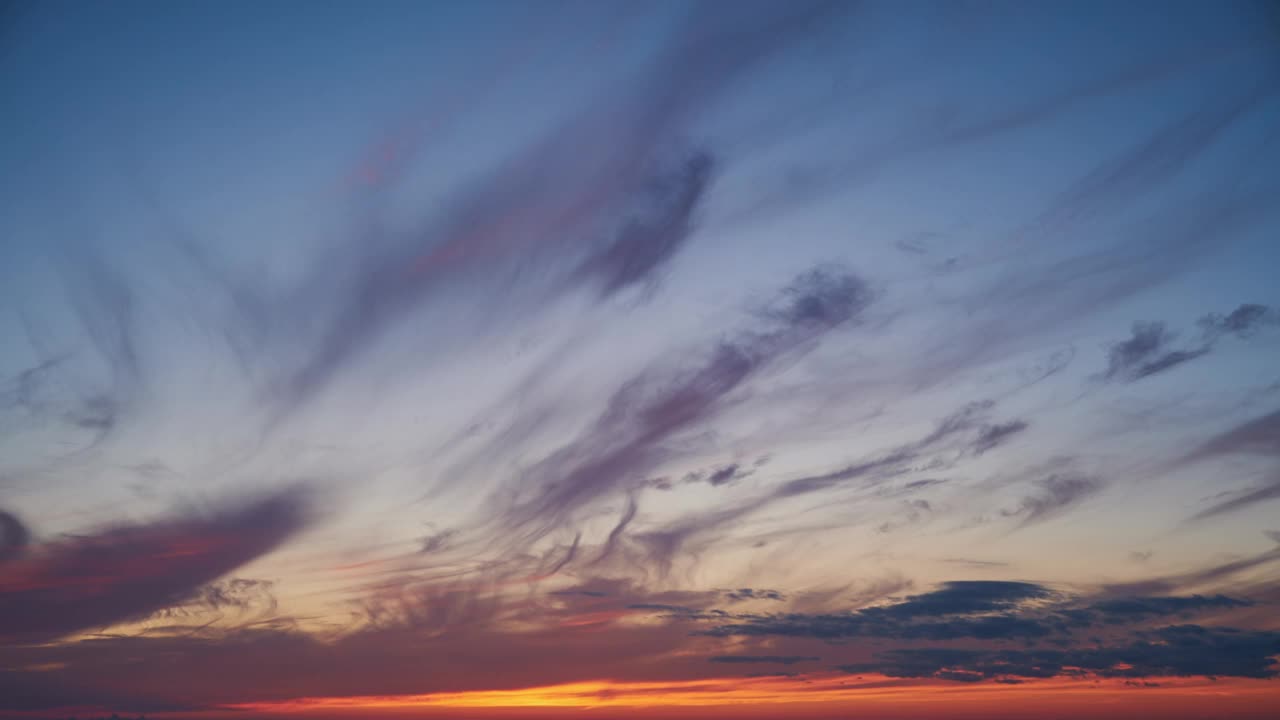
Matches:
[[2, 0, 1280, 718]]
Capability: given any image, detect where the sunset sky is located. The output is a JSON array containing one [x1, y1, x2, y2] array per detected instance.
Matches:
[[2, 1, 1280, 718]]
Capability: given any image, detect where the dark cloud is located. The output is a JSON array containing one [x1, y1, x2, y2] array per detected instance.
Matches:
[[694, 581, 1062, 642], [682, 580, 1258, 655], [840, 625, 1280, 681], [1003, 473, 1104, 528], [724, 588, 785, 602], [874, 581, 1051, 618], [0, 488, 312, 642], [1104, 322, 1200, 382], [1090, 594, 1251, 621], [971, 420, 1029, 455], [708, 655, 818, 665], [1198, 303, 1277, 339], [575, 151, 715, 297], [697, 609, 1058, 643], [1101, 305, 1275, 384], [705, 464, 743, 487], [0, 509, 30, 564], [419, 528, 458, 554]]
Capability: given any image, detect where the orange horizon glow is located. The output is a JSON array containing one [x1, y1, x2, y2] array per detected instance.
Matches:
[[227, 673, 1280, 716]]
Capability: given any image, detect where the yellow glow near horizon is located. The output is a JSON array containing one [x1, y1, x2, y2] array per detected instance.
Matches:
[[227, 673, 1277, 714]]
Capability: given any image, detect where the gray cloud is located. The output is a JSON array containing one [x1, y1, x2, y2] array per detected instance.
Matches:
[[1101, 304, 1276, 383], [708, 655, 818, 665], [1002, 473, 1104, 528], [840, 625, 1280, 681]]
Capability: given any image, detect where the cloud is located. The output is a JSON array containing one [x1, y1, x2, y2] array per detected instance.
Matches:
[[614, 401, 1033, 576], [707, 655, 818, 665], [574, 151, 715, 297], [0, 509, 29, 565], [1002, 473, 1104, 528], [705, 464, 743, 487], [2, 574, 1272, 713], [1105, 545, 1280, 597], [1184, 409, 1280, 461], [839, 625, 1280, 681], [1090, 594, 1251, 621], [1103, 322, 1202, 382], [1179, 409, 1280, 521], [498, 265, 871, 544], [1100, 305, 1275, 383], [178, 1, 847, 416], [971, 420, 1029, 456], [685, 579, 1255, 650], [871, 581, 1052, 618], [693, 581, 1063, 642], [1187, 471, 1280, 523], [0, 488, 313, 642], [1198, 303, 1278, 340], [724, 588, 785, 602]]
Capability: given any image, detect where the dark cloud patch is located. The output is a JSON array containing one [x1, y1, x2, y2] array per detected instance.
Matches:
[[698, 611, 1058, 642], [1198, 303, 1277, 339], [840, 625, 1280, 681], [971, 420, 1029, 455], [708, 655, 818, 665], [724, 588, 785, 602], [694, 581, 1063, 643], [1104, 322, 1200, 382], [1003, 473, 1104, 528], [419, 528, 458, 554], [1101, 305, 1276, 383], [873, 581, 1051, 619], [0, 488, 312, 642], [1130, 348, 1210, 380], [679, 580, 1260, 656], [1090, 594, 1251, 621], [682, 462, 754, 488], [0, 509, 29, 565], [706, 464, 742, 487], [197, 578, 278, 613], [576, 151, 715, 297]]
